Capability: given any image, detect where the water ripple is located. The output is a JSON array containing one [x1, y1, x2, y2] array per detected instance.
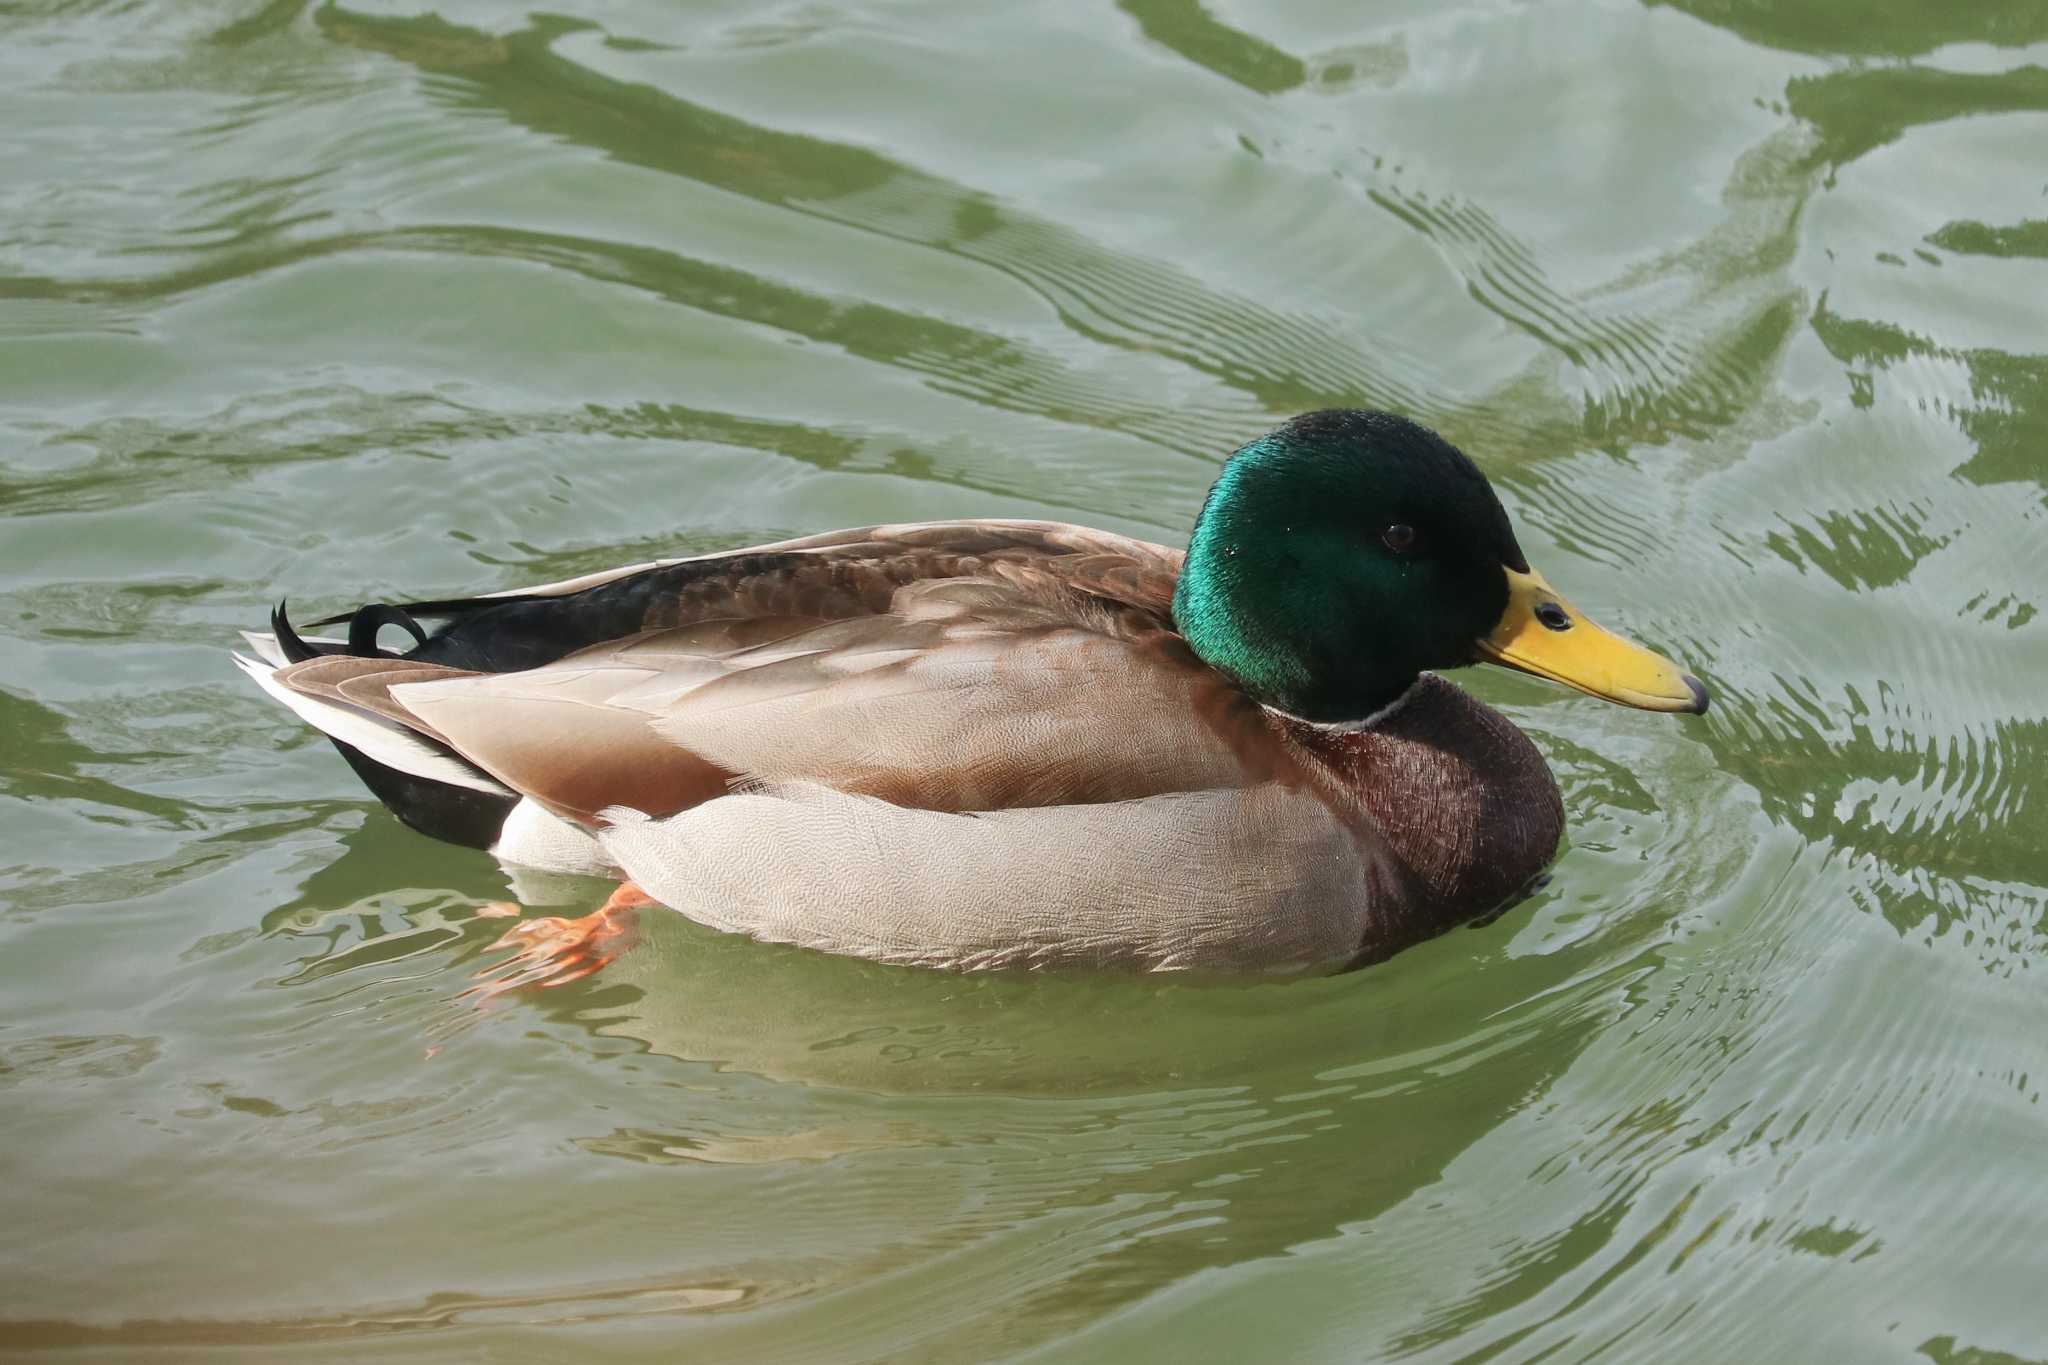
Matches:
[[4, 2, 2048, 1359]]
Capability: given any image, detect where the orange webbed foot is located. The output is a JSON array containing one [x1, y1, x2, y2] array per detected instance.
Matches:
[[463, 881, 650, 1003]]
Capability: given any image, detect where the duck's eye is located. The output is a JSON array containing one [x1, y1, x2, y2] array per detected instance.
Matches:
[[1380, 523, 1422, 555], [1534, 601, 1572, 632]]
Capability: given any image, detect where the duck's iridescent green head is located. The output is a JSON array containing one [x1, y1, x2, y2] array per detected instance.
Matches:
[[1172, 410, 1709, 724]]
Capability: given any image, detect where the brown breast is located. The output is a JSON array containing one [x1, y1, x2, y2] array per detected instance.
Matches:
[[1283, 673, 1565, 961]]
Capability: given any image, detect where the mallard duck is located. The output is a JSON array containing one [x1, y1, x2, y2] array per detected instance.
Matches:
[[237, 409, 1707, 974]]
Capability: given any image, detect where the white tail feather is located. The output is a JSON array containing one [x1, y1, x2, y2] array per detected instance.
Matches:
[[238, 630, 343, 668], [233, 653, 513, 797]]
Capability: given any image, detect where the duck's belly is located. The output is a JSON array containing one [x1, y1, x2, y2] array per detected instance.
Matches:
[[593, 779, 1385, 973]]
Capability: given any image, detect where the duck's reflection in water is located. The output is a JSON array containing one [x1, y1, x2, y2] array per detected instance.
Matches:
[[422, 886, 1619, 1356]]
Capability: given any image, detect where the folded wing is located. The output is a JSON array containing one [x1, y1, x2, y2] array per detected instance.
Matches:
[[385, 571, 1282, 822]]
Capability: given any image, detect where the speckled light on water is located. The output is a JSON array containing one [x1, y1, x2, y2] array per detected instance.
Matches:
[[3, 2, 2045, 1360]]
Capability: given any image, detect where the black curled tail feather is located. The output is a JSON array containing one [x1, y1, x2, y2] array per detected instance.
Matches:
[[271, 600, 338, 663], [346, 603, 429, 658], [273, 600, 431, 662], [305, 594, 530, 629], [303, 594, 551, 671]]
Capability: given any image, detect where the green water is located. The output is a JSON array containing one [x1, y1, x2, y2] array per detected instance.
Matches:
[[3, 0, 2045, 1359]]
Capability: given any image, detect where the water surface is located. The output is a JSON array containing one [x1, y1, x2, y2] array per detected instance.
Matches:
[[3, 0, 2046, 1359]]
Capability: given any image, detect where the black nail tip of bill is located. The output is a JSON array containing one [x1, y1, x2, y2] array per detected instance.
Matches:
[[1682, 673, 1711, 715]]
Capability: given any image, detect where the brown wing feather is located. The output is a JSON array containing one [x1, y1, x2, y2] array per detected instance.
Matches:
[[286, 520, 1265, 827], [274, 656, 482, 746], [634, 519, 1183, 631], [578, 520, 1177, 626], [385, 530, 1286, 822]]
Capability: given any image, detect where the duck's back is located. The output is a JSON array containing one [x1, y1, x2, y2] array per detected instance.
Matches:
[[249, 520, 1279, 827], [400, 520, 1186, 674]]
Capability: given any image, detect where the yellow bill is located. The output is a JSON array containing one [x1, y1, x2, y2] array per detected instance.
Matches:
[[1476, 567, 1708, 714]]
